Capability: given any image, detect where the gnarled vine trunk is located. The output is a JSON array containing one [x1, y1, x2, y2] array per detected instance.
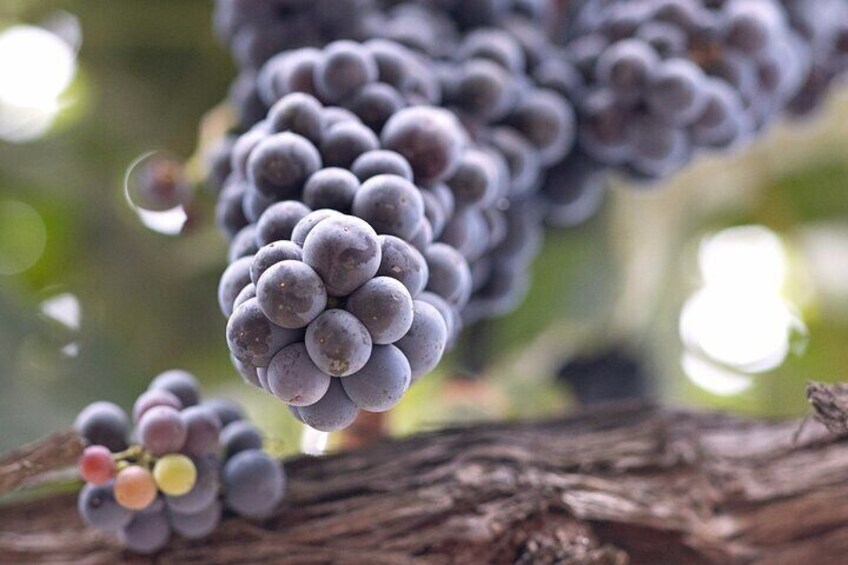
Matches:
[[1, 388, 847, 564]]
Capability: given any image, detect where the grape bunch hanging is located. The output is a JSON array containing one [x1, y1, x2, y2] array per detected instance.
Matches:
[[208, 0, 848, 433]]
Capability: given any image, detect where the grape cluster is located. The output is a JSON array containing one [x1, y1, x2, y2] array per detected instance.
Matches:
[[563, 0, 813, 180], [75, 370, 284, 554], [205, 0, 848, 428]]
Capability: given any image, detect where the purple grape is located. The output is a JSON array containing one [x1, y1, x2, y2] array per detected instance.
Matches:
[[138, 405, 187, 456], [222, 449, 285, 519], [351, 150, 413, 182], [250, 240, 304, 285], [169, 500, 222, 540], [376, 235, 429, 297], [396, 300, 448, 380], [346, 276, 414, 344], [341, 344, 411, 412], [297, 378, 359, 431], [305, 309, 373, 376], [78, 481, 133, 532], [247, 132, 322, 198], [290, 208, 342, 247], [149, 370, 201, 408], [266, 342, 332, 406], [74, 401, 129, 452], [132, 389, 182, 424], [256, 260, 327, 328], [218, 256, 253, 317], [119, 510, 171, 555], [181, 405, 223, 458], [302, 215, 381, 297], [352, 174, 425, 240], [221, 420, 263, 460], [302, 167, 360, 212], [381, 106, 465, 184], [226, 298, 304, 367], [255, 200, 311, 246]]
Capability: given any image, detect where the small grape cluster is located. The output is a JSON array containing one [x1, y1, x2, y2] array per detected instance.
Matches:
[[75, 370, 284, 554]]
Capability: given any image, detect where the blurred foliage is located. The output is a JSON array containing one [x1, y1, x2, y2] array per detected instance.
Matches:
[[0, 1, 847, 451]]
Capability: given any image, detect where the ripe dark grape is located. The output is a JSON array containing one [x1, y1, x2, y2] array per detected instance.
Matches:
[[302, 215, 381, 296], [424, 243, 472, 308], [381, 106, 466, 184], [346, 276, 414, 344], [446, 149, 499, 207], [250, 240, 304, 284], [257, 260, 327, 328], [460, 28, 527, 74], [74, 401, 129, 453], [396, 300, 448, 380], [305, 308, 373, 376], [218, 256, 254, 317], [341, 344, 411, 412], [347, 82, 406, 132], [201, 398, 244, 428], [351, 150, 413, 182], [297, 378, 359, 431], [376, 234, 429, 297], [169, 500, 222, 540], [220, 420, 264, 460], [78, 481, 133, 531], [180, 406, 223, 458], [314, 40, 379, 103], [320, 121, 380, 168], [645, 58, 709, 126], [453, 58, 517, 121], [149, 370, 201, 409], [228, 224, 259, 262], [222, 449, 285, 519], [290, 208, 342, 247], [255, 200, 312, 246], [266, 342, 332, 406], [352, 174, 424, 240], [247, 132, 322, 199], [416, 291, 460, 346], [267, 92, 324, 145], [119, 510, 171, 555], [302, 167, 360, 212], [226, 298, 304, 366]]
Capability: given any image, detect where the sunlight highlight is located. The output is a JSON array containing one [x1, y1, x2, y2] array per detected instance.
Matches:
[[680, 225, 805, 395]]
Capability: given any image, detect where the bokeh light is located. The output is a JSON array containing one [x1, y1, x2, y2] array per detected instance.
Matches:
[[0, 200, 47, 275], [0, 23, 78, 143], [680, 225, 806, 393]]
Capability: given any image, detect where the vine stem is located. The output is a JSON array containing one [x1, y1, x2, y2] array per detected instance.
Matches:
[[0, 428, 84, 497]]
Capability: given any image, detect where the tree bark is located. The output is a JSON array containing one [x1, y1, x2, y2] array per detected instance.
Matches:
[[1, 394, 847, 564]]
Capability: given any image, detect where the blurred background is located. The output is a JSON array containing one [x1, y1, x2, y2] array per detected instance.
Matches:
[[1, 0, 847, 453]]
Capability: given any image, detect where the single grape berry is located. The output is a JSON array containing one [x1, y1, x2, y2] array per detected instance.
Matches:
[[153, 454, 198, 497], [305, 309, 373, 377], [78, 481, 133, 531], [114, 466, 158, 511], [79, 445, 117, 486]]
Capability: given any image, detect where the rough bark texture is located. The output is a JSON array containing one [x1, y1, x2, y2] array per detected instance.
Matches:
[[1, 389, 847, 564]]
